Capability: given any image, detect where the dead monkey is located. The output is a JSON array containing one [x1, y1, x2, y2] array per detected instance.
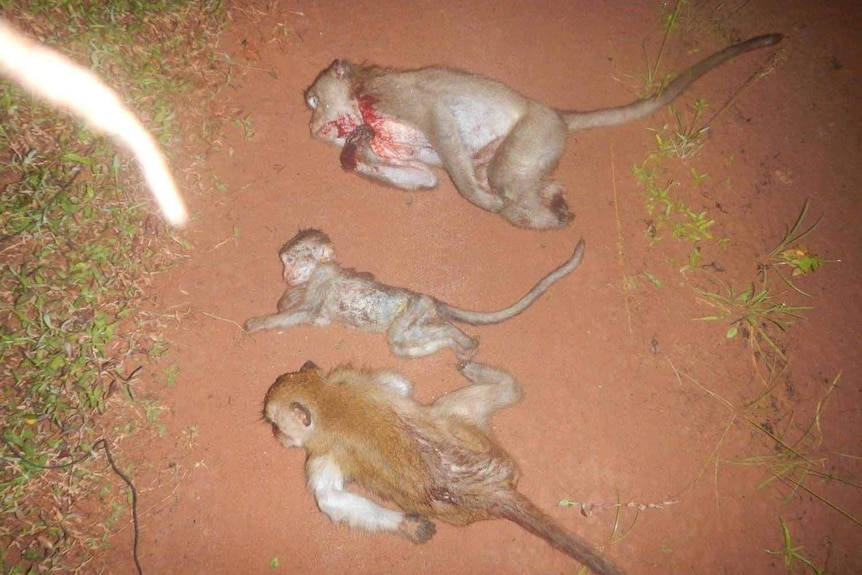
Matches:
[[264, 361, 625, 575], [244, 229, 585, 358], [305, 33, 782, 229]]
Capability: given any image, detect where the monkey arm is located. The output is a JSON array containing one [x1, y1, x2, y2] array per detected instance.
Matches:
[[340, 124, 376, 170], [243, 308, 315, 333], [276, 287, 304, 312], [339, 123, 438, 190], [307, 455, 419, 536]]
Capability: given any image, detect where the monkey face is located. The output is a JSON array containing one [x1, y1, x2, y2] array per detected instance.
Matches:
[[305, 60, 362, 143], [263, 366, 322, 449], [279, 232, 334, 285]]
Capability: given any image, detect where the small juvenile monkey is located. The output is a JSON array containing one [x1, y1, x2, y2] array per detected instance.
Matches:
[[305, 34, 782, 229], [263, 361, 626, 575], [0, 18, 187, 226], [244, 229, 585, 359]]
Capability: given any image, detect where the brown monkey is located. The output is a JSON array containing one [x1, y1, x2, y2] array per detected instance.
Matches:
[[244, 229, 585, 359], [0, 19, 186, 226], [305, 34, 782, 229], [263, 361, 626, 575]]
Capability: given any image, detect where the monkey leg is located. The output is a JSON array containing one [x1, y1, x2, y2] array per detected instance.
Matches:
[[388, 297, 478, 359], [371, 370, 414, 397], [244, 309, 314, 332], [431, 362, 522, 429], [488, 104, 572, 229], [307, 454, 436, 543], [353, 158, 439, 190], [430, 107, 506, 213]]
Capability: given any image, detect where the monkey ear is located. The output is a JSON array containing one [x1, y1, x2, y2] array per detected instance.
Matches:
[[300, 360, 318, 372], [290, 401, 312, 427], [332, 59, 353, 80], [313, 243, 334, 262]]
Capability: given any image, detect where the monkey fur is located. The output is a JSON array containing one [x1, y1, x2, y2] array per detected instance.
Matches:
[[244, 229, 585, 359], [304, 34, 782, 229], [263, 360, 626, 575]]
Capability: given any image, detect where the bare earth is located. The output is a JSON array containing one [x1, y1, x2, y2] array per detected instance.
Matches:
[[106, 1, 861, 574]]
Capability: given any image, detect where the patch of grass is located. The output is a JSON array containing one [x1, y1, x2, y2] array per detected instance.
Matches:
[[696, 281, 811, 365], [639, 0, 687, 96], [650, 98, 710, 159], [671, 365, 860, 527], [759, 201, 827, 296], [632, 154, 716, 261], [765, 519, 825, 575], [0, 2, 227, 573]]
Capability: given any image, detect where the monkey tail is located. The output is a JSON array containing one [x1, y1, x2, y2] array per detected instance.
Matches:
[[437, 238, 585, 326], [561, 33, 783, 131], [496, 493, 626, 575]]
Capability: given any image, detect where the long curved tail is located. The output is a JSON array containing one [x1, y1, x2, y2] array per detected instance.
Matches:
[[437, 238, 585, 326], [562, 33, 783, 131], [495, 493, 626, 575]]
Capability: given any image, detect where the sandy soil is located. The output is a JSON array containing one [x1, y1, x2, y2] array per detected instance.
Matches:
[[105, 1, 861, 574]]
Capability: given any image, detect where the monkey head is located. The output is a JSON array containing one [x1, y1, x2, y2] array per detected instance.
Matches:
[[278, 229, 334, 285], [305, 59, 363, 143], [263, 360, 321, 449]]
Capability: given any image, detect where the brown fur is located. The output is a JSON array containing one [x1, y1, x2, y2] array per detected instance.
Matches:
[[263, 362, 626, 575]]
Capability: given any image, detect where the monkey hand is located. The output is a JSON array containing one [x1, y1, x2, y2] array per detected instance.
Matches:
[[454, 335, 480, 361], [398, 514, 436, 544], [340, 123, 376, 170], [243, 316, 267, 332]]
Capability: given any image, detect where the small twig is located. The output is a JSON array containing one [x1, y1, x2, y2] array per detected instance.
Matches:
[[610, 140, 633, 335], [202, 311, 244, 330]]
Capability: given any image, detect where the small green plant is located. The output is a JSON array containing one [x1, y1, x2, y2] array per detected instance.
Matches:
[[651, 98, 710, 159], [164, 363, 180, 387], [234, 113, 255, 140], [760, 201, 826, 296], [632, 154, 716, 252], [697, 281, 810, 362], [639, 0, 687, 95], [765, 519, 825, 575]]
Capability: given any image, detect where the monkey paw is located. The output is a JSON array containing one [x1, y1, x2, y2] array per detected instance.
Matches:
[[340, 123, 376, 170], [243, 317, 264, 332], [541, 181, 574, 226], [455, 337, 480, 362], [399, 514, 436, 544]]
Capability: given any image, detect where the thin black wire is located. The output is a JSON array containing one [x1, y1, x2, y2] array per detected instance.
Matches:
[[1, 435, 143, 575]]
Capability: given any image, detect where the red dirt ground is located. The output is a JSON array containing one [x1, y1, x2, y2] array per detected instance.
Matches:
[[106, 1, 861, 574]]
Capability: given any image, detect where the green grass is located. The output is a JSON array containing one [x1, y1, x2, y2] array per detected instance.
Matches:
[[765, 519, 825, 575], [759, 201, 827, 296], [0, 2, 226, 572]]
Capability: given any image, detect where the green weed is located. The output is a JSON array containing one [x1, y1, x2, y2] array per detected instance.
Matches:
[[632, 154, 716, 253], [696, 281, 810, 364], [765, 519, 825, 575], [639, 0, 687, 95], [651, 98, 710, 159], [760, 201, 827, 296]]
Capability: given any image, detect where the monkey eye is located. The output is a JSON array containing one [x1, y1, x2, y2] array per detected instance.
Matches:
[[283, 255, 295, 265], [306, 95, 319, 110]]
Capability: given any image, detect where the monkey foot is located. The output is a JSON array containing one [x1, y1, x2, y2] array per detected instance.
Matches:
[[399, 514, 436, 543], [455, 337, 480, 361], [541, 181, 574, 225]]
